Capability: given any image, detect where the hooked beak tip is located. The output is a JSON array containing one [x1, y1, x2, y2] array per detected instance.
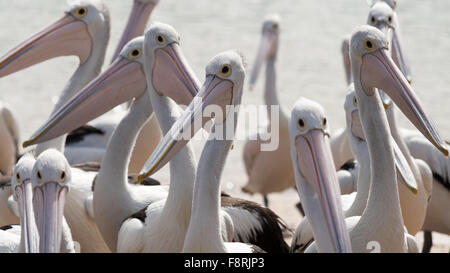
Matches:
[[137, 175, 143, 184], [22, 140, 33, 148]]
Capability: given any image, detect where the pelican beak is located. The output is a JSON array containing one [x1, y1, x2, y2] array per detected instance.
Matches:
[[0, 14, 91, 77], [389, 26, 412, 84], [23, 57, 147, 147], [33, 182, 68, 253], [14, 179, 39, 253], [379, 90, 392, 110], [248, 30, 277, 90], [111, 0, 157, 61], [352, 108, 418, 194], [361, 48, 448, 157], [391, 137, 418, 195], [139, 75, 233, 180], [294, 129, 351, 253], [151, 43, 201, 106], [342, 38, 352, 85]]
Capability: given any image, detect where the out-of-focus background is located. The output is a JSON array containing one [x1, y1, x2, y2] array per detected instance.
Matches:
[[0, 0, 448, 251]]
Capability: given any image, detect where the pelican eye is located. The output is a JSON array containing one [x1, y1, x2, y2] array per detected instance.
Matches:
[[59, 171, 66, 182], [219, 64, 232, 77], [370, 16, 376, 25], [16, 172, 21, 183], [272, 23, 279, 30], [388, 16, 393, 24], [74, 7, 88, 18], [297, 118, 307, 130], [353, 96, 357, 107], [156, 34, 166, 45], [323, 117, 327, 127], [364, 39, 374, 50], [37, 171, 43, 182], [128, 48, 142, 58]]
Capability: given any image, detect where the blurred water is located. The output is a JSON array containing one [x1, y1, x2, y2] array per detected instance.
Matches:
[[0, 0, 449, 140]]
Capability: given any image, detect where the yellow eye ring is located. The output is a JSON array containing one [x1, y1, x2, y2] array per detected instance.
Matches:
[[128, 48, 142, 59], [16, 172, 21, 183], [74, 7, 88, 18], [219, 64, 232, 77], [37, 170, 43, 182], [156, 34, 166, 45], [363, 39, 375, 50], [353, 96, 357, 107], [59, 171, 66, 182], [297, 118, 307, 131]]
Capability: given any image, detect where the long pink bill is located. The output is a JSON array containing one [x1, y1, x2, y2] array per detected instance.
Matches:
[[0, 14, 91, 77], [361, 48, 448, 157], [33, 182, 67, 253], [295, 129, 351, 253]]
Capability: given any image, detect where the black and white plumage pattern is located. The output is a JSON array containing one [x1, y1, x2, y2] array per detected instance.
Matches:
[[66, 125, 105, 145]]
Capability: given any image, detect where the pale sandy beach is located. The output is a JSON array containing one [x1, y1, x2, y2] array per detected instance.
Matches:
[[0, 0, 448, 252]]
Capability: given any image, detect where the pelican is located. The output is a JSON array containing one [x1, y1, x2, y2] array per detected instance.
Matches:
[[0, 0, 160, 172], [138, 50, 263, 253], [292, 86, 423, 252], [308, 25, 447, 252], [136, 27, 288, 252], [65, 0, 162, 173], [0, 155, 38, 253], [241, 15, 294, 207], [0, 0, 111, 155], [368, 0, 449, 251], [32, 149, 78, 253], [331, 1, 432, 236], [288, 97, 352, 253]]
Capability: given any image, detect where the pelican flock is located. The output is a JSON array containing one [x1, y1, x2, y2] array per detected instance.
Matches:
[[0, 0, 449, 255]]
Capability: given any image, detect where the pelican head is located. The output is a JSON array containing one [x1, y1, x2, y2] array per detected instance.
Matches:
[[111, 0, 160, 61], [367, 1, 411, 84], [139, 50, 245, 179], [288, 97, 351, 253], [32, 149, 70, 253], [248, 14, 280, 90], [367, 0, 397, 10], [350, 25, 447, 157], [0, 0, 110, 77], [143, 22, 201, 107], [12, 154, 38, 253]]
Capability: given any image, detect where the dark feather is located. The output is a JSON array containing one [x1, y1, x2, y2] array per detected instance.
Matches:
[[128, 207, 147, 223], [72, 162, 101, 172], [66, 125, 104, 145], [0, 225, 13, 231], [432, 172, 450, 192], [339, 159, 356, 171], [221, 194, 290, 253]]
